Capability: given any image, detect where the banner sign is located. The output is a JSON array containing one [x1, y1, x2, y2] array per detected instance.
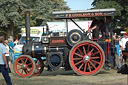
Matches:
[[22, 29, 40, 34]]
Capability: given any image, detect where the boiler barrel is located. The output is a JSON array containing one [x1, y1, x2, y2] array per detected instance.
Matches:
[[32, 43, 44, 57], [32, 43, 65, 58]]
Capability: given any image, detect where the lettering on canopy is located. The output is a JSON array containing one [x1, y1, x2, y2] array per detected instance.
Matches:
[[53, 11, 115, 19]]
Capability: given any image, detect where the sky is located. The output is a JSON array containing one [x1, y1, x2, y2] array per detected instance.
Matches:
[[64, 0, 94, 10]]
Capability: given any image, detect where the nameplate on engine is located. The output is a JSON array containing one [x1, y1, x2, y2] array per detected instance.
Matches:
[[50, 37, 67, 46]]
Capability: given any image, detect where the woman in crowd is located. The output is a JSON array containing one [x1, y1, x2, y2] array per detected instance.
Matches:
[[4, 40, 11, 73]]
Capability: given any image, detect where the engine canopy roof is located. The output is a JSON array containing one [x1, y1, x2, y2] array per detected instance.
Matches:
[[52, 8, 116, 19]]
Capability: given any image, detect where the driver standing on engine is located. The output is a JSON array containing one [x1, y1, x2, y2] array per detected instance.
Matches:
[[87, 19, 99, 39]]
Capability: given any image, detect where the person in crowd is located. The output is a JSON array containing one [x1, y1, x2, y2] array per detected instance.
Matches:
[[120, 33, 128, 64], [118, 35, 123, 67], [4, 40, 11, 73], [113, 33, 120, 45], [121, 33, 128, 50], [113, 33, 117, 40], [118, 36, 123, 50], [14, 39, 19, 45], [87, 19, 99, 39], [99, 19, 109, 39], [117, 33, 128, 73], [114, 35, 122, 69], [9, 36, 13, 42], [8, 38, 15, 63], [0, 36, 12, 85]]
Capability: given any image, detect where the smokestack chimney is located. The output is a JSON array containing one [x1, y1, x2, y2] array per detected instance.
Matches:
[[25, 11, 30, 44]]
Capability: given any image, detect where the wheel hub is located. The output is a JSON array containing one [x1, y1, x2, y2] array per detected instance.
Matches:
[[73, 36, 78, 40], [84, 54, 90, 63], [37, 66, 41, 70], [21, 64, 27, 69]]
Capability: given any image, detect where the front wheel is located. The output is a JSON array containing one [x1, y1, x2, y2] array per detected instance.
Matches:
[[14, 55, 36, 77], [69, 40, 105, 75]]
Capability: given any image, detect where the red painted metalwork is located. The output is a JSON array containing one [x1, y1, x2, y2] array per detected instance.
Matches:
[[14, 55, 35, 77], [69, 41, 105, 75], [33, 58, 44, 76], [105, 43, 107, 60]]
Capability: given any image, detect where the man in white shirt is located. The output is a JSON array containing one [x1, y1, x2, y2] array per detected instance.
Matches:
[[0, 36, 12, 85], [120, 33, 128, 50]]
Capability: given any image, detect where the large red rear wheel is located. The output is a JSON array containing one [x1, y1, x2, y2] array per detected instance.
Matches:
[[33, 58, 44, 76], [14, 55, 35, 77], [69, 40, 105, 75]]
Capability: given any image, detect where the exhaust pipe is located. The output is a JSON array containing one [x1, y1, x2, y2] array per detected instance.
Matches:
[[25, 11, 30, 44]]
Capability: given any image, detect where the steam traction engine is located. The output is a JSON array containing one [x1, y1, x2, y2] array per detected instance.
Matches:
[[14, 8, 116, 77]]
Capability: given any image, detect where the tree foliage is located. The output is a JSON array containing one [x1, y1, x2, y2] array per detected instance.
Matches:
[[33, 0, 70, 25], [0, 0, 26, 37], [0, 0, 70, 38], [19, 0, 70, 27], [92, 0, 128, 28]]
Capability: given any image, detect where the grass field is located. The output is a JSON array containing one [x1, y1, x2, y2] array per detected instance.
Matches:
[[0, 66, 127, 85]]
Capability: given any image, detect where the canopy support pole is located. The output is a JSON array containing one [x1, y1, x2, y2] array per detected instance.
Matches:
[[70, 19, 86, 33]]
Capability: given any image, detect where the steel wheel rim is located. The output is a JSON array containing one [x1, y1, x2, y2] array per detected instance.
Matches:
[[14, 55, 35, 77], [33, 58, 44, 76], [69, 41, 105, 75]]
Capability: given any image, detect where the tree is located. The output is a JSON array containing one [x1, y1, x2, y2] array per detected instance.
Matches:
[[18, 0, 70, 26], [0, 0, 26, 38], [34, 0, 70, 26], [92, 0, 128, 28], [0, 0, 70, 38]]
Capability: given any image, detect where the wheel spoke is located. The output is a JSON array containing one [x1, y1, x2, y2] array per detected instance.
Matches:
[[27, 63, 32, 66], [17, 63, 22, 66], [73, 58, 83, 60], [25, 69, 29, 74], [25, 58, 28, 64], [91, 56, 100, 59], [91, 60, 100, 64], [74, 53, 83, 58], [84, 63, 87, 72], [21, 69, 24, 76], [88, 48, 94, 55], [75, 60, 83, 65], [87, 45, 90, 52], [92, 51, 99, 56], [77, 48, 84, 55], [23, 69, 27, 74], [90, 48, 94, 53], [82, 46, 86, 54], [18, 68, 22, 70], [89, 61, 96, 69], [78, 63, 84, 70], [21, 59, 25, 64], [88, 63, 91, 72], [36, 67, 40, 70], [36, 64, 40, 66]]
